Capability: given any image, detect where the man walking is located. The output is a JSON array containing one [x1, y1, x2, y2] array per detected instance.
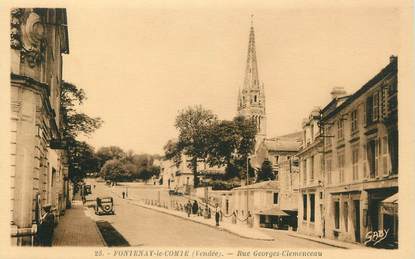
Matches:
[[122, 191, 125, 199]]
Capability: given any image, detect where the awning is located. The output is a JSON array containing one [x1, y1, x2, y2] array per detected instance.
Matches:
[[381, 193, 398, 204], [257, 207, 289, 216]]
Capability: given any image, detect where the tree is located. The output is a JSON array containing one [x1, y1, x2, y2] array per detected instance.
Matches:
[[257, 159, 275, 182], [100, 159, 130, 184], [61, 82, 103, 183], [163, 139, 182, 167], [138, 165, 161, 182], [66, 140, 99, 183], [173, 105, 217, 186], [204, 116, 257, 180], [96, 146, 125, 169]]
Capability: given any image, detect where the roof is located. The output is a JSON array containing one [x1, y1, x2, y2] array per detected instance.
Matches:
[[235, 180, 279, 190], [322, 56, 397, 121], [262, 138, 301, 152], [277, 131, 302, 140], [257, 207, 289, 216]]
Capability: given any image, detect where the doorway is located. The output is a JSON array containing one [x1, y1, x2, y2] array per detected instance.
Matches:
[[354, 200, 361, 242]]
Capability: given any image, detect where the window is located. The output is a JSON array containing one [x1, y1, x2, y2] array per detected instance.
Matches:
[[303, 194, 307, 220], [334, 201, 340, 229], [310, 194, 315, 223], [352, 146, 359, 181], [275, 156, 279, 164], [351, 109, 358, 133], [366, 95, 373, 125], [382, 136, 388, 175], [337, 119, 344, 140], [373, 92, 379, 121], [344, 202, 349, 232], [273, 193, 279, 204], [367, 139, 379, 178], [326, 126, 333, 147], [362, 144, 367, 178], [310, 156, 314, 180], [254, 95, 257, 102], [303, 159, 307, 184], [326, 159, 332, 184], [338, 153, 345, 183]]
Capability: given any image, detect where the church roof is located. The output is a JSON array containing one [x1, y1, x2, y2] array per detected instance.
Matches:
[[262, 136, 302, 152]]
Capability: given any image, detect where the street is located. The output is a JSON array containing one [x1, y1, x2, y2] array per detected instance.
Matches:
[[85, 179, 332, 248]]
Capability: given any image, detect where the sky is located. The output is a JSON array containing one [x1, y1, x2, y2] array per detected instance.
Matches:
[[62, 1, 401, 155]]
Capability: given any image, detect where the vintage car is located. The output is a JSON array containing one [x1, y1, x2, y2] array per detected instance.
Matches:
[[84, 185, 92, 195], [95, 197, 115, 215]]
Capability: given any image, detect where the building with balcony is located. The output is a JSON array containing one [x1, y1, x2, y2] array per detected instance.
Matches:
[[10, 8, 70, 245]]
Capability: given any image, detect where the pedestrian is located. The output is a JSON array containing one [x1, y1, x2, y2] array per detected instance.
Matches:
[[232, 211, 237, 224], [93, 184, 96, 189], [208, 207, 211, 219], [122, 191, 125, 199], [37, 204, 55, 246], [192, 200, 198, 215], [215, 205, 221, 226], [186, 201, 192, 217]]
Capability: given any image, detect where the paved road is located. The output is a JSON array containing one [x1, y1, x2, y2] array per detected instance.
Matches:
[[86, 179, 332, 248]]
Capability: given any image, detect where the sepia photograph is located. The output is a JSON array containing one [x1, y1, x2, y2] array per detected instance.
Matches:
[[1, 0, 414, 258]]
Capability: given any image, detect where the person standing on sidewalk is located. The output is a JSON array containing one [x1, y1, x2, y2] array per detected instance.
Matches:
[[186, 201, 192, 217], [122, 191, 125, 199], [215, 205, 221, 226], [37, 204, 55, 246]]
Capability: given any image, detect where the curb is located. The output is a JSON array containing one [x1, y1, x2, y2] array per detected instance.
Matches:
[[83, 206, 108, 247], [285, 232, 363, 249]]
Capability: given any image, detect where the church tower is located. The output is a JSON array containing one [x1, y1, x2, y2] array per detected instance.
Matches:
[[237, 18, 266, 145]]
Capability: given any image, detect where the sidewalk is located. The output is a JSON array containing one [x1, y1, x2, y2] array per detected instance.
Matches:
[[52, 198, 106, 246], [285, 231, 365, 249]]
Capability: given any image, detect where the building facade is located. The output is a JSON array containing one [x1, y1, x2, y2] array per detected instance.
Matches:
[[321, 56, 398, 247], [297, 107, 327, 237], [160, 156, 194, 194], [10, 8, 70, 245]]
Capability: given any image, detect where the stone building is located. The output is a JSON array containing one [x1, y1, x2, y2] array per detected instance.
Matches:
[[160, 156, 194, 194], [10, 8, 70, 245], [297, 106, 330, 237], [321, 56, 398, 246]]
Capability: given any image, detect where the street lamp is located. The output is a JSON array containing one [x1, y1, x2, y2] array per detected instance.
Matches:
[[246, 156, 251, 218]]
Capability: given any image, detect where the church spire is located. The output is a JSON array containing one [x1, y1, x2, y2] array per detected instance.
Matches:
[[243, 15, 260, 91], [237, 16, 266, 143]]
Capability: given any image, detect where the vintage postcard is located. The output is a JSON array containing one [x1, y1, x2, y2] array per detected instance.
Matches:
[[0, 0, 414, 259]]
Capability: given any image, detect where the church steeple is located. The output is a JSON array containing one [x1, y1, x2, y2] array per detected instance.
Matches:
[[238, 16, 266, 144]]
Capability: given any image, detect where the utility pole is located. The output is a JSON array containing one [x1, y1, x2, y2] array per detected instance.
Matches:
[[246, 156, 250, 216]]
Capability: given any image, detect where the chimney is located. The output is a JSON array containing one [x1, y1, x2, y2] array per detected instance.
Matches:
[[330, 87, 347, 100]]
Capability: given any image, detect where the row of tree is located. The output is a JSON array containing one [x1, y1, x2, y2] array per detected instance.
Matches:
[[97, 147, 160, 183], [164, 105, 274, 187], [60, 82, 160, 184]]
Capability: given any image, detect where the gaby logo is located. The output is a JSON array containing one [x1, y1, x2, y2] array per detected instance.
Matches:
[[364, 229, 389, 246]]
